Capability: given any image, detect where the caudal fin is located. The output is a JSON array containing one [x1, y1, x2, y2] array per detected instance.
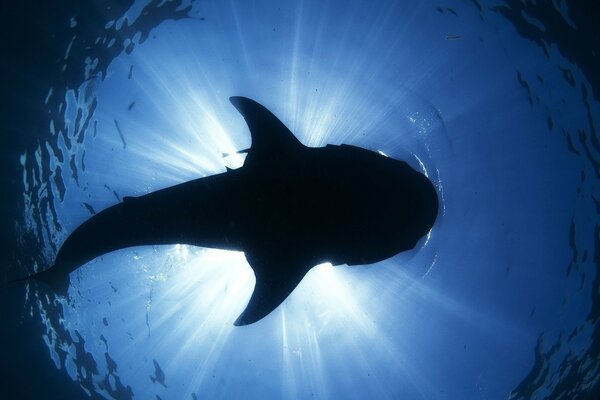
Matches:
[[9, 267, 71, 297]]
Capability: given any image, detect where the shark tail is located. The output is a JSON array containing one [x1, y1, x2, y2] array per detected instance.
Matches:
[[9, 266, 70, 297]]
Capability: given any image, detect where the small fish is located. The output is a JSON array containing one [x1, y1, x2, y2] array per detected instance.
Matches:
[[113, 119, 127, 149], [150, 359, 167, 388], [82, 202, 96, 215]]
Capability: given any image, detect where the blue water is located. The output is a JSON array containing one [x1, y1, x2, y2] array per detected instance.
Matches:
[[1, 1, 598, 399]]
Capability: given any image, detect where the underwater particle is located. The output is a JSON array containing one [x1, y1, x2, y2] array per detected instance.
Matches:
[[82, 202, 96, 215], [559, 66, 576, 87], [113, 119, 127, 149], [516, 71, 534, 105], [127, 101, 135, 111], [128, 64, 133, 79], [103, 184, 121, 201], [567, 327, 579, 343], [563, 129, 581, 156], [446, 34, 462, 40], [468, 0, 484, 18]]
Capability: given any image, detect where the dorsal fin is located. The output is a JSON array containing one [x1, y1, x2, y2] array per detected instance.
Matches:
[[230, 96, 303, 167]]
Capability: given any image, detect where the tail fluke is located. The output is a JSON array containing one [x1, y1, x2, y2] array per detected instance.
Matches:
[[9, 267, 70, 297]]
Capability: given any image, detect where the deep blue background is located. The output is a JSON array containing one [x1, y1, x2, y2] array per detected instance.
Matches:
[[1, 1, 599, 399]]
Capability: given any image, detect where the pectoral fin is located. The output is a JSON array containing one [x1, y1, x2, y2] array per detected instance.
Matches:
[[235, 250, 311, 326]]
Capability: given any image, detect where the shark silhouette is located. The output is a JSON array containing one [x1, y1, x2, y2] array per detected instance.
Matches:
[[23, 96, 439, 326]]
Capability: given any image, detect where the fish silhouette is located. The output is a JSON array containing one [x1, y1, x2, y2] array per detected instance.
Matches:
[[22, 96, 439, 325]]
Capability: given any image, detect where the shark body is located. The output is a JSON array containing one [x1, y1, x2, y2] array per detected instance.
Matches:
[[28, 96, 439, 325]]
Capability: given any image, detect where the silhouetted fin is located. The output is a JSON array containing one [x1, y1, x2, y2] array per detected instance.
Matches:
[[229, 96, 304, 167], [11, 267, 70, 297], [235, 251, 310, 326]]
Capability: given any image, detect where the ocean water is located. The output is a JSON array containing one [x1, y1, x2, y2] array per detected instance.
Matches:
[[1, 1, 598, 399]]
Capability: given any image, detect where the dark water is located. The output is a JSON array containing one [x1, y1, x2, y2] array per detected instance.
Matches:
[[1, 1, 598, 399]]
